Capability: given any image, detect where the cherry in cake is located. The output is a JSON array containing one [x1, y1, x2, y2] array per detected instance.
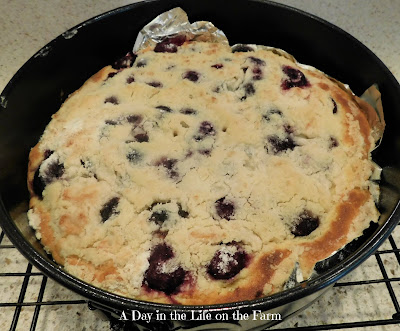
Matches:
[[281, 66, 310, 90], [291, 210, 320, 237], [33, 156, 64, 199], [143, 243, 187, 294], [100, 197, 120, 223], [207, 242, 248, 280], [215, 197, 235, 220]]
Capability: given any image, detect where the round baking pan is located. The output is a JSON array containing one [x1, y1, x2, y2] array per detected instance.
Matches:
[[1, 0, 400, 329]]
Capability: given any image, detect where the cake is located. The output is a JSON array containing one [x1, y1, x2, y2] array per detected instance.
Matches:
[[27, 36, 380, 305]]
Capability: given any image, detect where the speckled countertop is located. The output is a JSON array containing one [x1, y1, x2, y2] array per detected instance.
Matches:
[[0, 1, 399, 330]]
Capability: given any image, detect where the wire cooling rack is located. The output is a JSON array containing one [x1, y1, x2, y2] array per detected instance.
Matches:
[[1, 225, 400, 331]]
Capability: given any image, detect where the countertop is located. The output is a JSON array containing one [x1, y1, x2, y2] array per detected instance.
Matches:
[[0, 0, 399, 330]]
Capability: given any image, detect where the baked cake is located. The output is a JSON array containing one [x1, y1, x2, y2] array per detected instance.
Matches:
[[27, 37, 380, 305]]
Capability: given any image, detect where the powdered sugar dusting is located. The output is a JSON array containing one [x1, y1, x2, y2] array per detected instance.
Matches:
[[217, 245, 238, 273], [160, 259, 179, 274]]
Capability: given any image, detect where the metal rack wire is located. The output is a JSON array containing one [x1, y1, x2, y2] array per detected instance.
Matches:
[[1, 226, 400, 331]]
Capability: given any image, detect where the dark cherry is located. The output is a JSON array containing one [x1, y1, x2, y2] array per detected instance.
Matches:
[[156, 157, 176, 170], [155, 157, 179, 179], [104, 96, 119, 105], [105, 119, 118, 125], [291, 210, 320, 237], [199, 121, 216, 136], [211, 63, 224, 69], [154, 35, 186, 53], [126, 149, 142, 164], [126, 114, 142, 124], [33, 160, 64, 199], [281, 66, 310, 90], [149, 210, 168, 225], [169, 170, 179, 179], [207, 242, 247, 280], [183, 70, 200, 82], [248, 56, 266, 66], [156, 105, 173, 113], [266, 135, 297, 154], [100, 197, 120, 222], [143, 243, 186, 294], [241, 83, 255, 101], [149, 243, 174, 262], [112, 51, 136, 70], [32, 150, 55, 198], [199, 149, 212, 156], [107, 72, 118, 80], [215, 197, 235, 220], [131, 123, 148, 142], [178, 204, 189, 218], [252, 67, 263, 80], [44, 150, 54, 159], [147, 81, 163, 88], [134, 133, 149, 143], [263, 109, 283, 121], [329, 136, 339, 148], [126, 75, 135, 84], [179, 108, 197, 115], [331, 97, 338, 114], [45, 160, 65, 180], [144, 262, 186, 295], [232, 45, 254, 53]]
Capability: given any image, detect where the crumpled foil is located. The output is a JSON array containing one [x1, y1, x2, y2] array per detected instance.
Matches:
[[132, 7, 386, 290], [133, 7, 228, 52]]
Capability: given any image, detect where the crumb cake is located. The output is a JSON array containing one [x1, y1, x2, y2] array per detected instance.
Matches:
[[27, 37, 380, 305]]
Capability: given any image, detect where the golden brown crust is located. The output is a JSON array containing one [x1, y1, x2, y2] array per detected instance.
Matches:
[[33, 203, 64, 263], [300, 188, 370, 271], [219, 249, 292, 304], [174, 249, 292, 305], [67, 256, 121, 283], [332, 88, 370, 152]]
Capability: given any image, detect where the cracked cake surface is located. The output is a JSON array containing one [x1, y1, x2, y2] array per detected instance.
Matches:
[[27, 39, 380, 305]]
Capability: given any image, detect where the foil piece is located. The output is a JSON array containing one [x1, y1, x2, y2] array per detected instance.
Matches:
[[133, 7, 228, 53], [327, 80, 385, 146], [358, 85, 385, 147], [283, 262, 304, 290]]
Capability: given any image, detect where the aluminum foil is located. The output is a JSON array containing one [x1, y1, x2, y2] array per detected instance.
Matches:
[[133, 7, 228, 53], [132, 7, 385, 290]]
